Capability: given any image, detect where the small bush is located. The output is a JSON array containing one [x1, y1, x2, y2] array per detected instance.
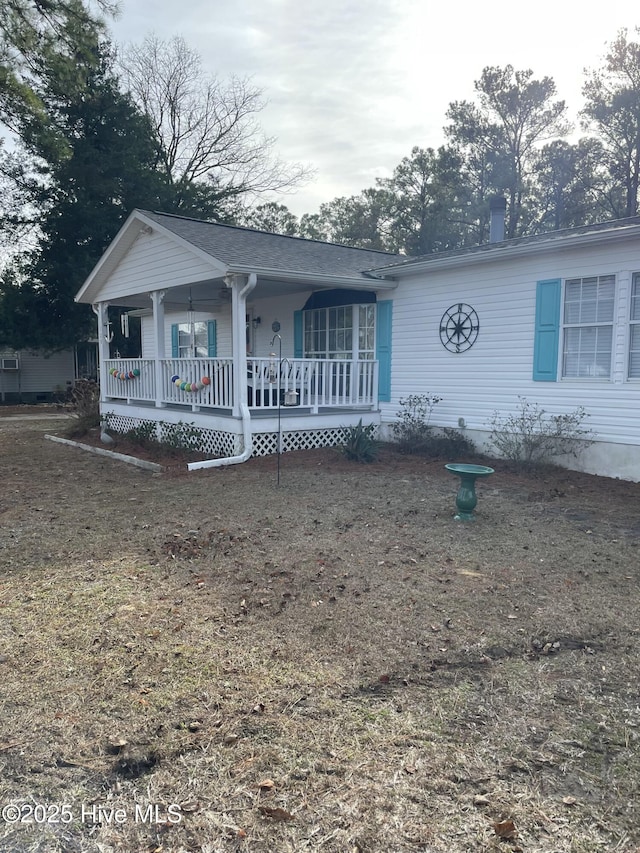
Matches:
[[341, 420, 379, 463], [487, 397, 595, 469], [392, 394, 442, 454], [425, 427, 476, 459], [124, 421, 158, 448], [65, 380, 100, 437], [160, 422, 203, 453], [122, 420, 204, 456]]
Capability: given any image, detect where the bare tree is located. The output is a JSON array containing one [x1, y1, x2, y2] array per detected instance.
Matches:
[[117, 35, 310, 206]]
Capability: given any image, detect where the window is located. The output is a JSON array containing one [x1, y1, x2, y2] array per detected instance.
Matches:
[[630, 273, 640, 378], [562, 275, 615, 378], [304, 309, 328, 357], [178, 321, 208, 358], [303, 304, 375, 360], [358, 304, 375, 360]]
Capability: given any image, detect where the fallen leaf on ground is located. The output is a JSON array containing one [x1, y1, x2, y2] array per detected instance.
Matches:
[[493, 819, 517, 839], [258, 806, 293, 821], [258, 778, 275, 791]]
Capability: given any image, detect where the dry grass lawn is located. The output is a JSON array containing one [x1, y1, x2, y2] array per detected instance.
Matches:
[[1, 413, 639, 853]]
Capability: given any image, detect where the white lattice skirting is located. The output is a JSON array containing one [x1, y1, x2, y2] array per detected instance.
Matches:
[[104, 414, 354, 459]]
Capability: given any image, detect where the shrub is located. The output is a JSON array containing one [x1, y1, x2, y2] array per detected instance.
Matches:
[[487, 397, 595, 469], [65, 379, 100, 437], [426, 427, 476, 459], [392, 394, 442, 454], [124, 420, 158, 449], [123, 420, 203, 456], [341, 419, 379, 463], [160, 421, 203, 453]]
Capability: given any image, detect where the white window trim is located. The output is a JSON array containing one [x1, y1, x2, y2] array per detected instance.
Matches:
[[628, 271, 640, 380], [561, 275, 615, 380]]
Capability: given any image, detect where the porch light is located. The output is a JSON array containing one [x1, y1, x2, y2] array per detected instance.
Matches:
[[271, 320, 280, 333]]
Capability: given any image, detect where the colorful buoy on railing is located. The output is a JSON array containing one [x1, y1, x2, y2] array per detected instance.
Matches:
[[109, 367, 140, 380], [171, 374, 211, 392]]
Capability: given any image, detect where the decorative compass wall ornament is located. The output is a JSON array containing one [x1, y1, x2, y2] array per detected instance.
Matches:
[[439, 303, 479, 353]]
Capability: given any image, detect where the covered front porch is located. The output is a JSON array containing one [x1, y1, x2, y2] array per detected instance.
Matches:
[[102, 355, 379, 414], [100, 353, 381, 464], [76, 209, 398, 466]]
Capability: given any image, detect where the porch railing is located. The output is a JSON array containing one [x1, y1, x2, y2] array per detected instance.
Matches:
[[103, 358, 233, 409], [103, 358, 156, 401], [162, 358, 233, 408], [103, 357, 378, 412], [247, 357, 378, 410]]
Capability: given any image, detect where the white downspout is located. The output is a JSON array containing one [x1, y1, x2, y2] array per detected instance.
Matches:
[[188, 272, 257, 471]]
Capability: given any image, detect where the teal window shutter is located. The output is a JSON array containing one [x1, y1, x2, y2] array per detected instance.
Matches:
[[294, 311, 303, 358], [533, 279, 561, 381], [376, 300, 392, 402], [207, 320, 217, 357], [171, 324, 179, 358]]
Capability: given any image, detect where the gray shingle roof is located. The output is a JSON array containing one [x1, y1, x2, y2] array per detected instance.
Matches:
[[141, 210, 401, 279], [370, 215, 640, 273]]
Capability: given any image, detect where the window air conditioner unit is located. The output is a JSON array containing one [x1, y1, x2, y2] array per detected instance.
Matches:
[[1, 357, 19, 370]]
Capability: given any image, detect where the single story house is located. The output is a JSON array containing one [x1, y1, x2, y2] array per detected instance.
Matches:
[[76, 208, 640, 481], [0, 344, 97, 403]]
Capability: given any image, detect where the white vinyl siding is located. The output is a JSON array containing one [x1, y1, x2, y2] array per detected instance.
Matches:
[[378, 236, 640, 457], [629, 273, 640, 379], [562, 275, 615, 378], [99, 230, 217, 302]]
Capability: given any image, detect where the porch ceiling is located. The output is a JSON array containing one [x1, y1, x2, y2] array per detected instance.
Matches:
[[109, 273, 394, 312]]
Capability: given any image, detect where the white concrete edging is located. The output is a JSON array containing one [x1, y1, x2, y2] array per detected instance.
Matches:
[[44, 434, 164, 473]]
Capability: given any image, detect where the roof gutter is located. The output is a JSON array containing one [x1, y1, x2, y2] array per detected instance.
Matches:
[[187, 272, 257, 471], [370, 224, 640, 277], [226, 265, 398, 290]]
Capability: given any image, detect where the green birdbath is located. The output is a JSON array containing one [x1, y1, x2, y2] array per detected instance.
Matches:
[[445, 463, 495, 521]]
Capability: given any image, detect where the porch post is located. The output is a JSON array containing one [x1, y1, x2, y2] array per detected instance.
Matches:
[[351, 308, 360, 405], [150, 290, 166, 408], [93, 301, 110, 401], [227, 273, 256, 418]]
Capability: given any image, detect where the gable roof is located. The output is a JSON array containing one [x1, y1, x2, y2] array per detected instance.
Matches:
[[367, 215, 640, 276], [76, 209, 403, 304], [141, 210, 400, 278]]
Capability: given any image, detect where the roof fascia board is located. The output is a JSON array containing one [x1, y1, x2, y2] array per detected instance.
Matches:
[[372, 226, 640, 277], [228, 265, 398, 290]]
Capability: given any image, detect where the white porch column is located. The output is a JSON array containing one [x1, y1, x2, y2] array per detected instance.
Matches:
[[150, 290, 166, 408], [227, 273, 257, 417], [93, 301, 110, 401]]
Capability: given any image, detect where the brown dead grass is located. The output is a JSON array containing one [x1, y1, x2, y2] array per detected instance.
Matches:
[[1, 415, 640, 852]]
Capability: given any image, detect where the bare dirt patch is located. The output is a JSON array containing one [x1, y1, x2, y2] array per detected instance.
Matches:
[[1, 415, 639, 852]]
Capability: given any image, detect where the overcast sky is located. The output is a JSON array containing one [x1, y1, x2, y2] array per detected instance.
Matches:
[[110, 0, 640, 216]]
